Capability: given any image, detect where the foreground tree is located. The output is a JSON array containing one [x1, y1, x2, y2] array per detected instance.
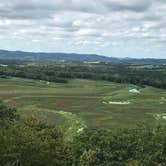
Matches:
[[0, 121, 73, 166], [0, 102, 18, 125], [72, 127, 166, 166], [1, 102, 166, 165], [0, 103, 72, 166]]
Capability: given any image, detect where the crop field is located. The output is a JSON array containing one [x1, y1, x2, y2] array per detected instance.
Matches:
[[0, 77, 166, 137]]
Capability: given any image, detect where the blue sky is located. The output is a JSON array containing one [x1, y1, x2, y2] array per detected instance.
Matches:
[[0, 0, 166, 58]]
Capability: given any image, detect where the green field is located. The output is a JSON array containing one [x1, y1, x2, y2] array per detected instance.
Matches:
[[1, 77, 166, 135]]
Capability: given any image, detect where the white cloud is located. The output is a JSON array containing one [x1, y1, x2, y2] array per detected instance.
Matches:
[[0, 0, 165, 58]]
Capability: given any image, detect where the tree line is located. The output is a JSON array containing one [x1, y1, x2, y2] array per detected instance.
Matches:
[[0, 62, 166, 89], [1, 102, 166, 165]]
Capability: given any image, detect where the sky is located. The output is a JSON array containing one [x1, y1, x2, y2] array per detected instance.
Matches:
[[0, 0, 166, 58]]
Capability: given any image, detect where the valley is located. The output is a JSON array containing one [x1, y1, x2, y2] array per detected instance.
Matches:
[[1, 77, 166, 133]]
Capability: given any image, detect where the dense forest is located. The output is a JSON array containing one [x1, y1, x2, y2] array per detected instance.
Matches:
[[0, 60, 166, 89], [1, 102, 166, 166]]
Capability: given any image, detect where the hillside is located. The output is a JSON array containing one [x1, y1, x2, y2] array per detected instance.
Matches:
[[0, 50, 166, 64], [0, 50, 116, 62], [1, 77, 166, 129]]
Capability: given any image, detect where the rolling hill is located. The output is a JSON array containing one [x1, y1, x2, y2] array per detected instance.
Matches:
[[0, 49, 166, 64]]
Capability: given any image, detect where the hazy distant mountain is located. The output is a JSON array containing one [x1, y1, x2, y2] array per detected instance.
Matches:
[[0, 50, 166, 64], [122, 57, 166, 65], [0, 50, 118, 62]]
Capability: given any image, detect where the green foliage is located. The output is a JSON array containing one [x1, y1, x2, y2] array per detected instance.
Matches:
[[0, 102, 18, 125], [1, 102, 166, 166], [79, 149, 100, 166], [1, 82, 166, 165], [1, 61, 166, 88], [72, 127, 166, 166], [0, 103, 72, 166], [0, 119, 72, 166]]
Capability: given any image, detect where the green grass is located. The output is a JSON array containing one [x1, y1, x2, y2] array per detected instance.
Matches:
[[1, 77, 166, 132]]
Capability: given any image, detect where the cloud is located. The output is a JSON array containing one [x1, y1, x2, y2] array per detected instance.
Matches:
[[0, 0, 155, 20], [0, 0, 165, 58], [103, 0, 153, 12]]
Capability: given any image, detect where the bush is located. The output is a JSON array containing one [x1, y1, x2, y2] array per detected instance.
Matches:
[[72, 127, 166, 166]]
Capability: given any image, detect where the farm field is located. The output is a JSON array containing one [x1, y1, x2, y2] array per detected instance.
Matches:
[[1, 77, 166, 135]]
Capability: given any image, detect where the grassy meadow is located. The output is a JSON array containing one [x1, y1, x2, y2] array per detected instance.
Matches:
[[0, 77, 166, 137]]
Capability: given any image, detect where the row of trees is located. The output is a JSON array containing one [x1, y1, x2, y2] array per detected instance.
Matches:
[[1, 62, 166, 88], [1, 102, 166, 165]]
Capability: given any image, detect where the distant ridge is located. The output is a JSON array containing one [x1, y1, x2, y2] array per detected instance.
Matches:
[[0, 50, 166, 64], [0, 50, 117, 62]]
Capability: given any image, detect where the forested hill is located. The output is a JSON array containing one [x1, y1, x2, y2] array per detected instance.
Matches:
[[122, 58, 166, 65], [0, 50, 116, 62], [0, 49, 166, 64]]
